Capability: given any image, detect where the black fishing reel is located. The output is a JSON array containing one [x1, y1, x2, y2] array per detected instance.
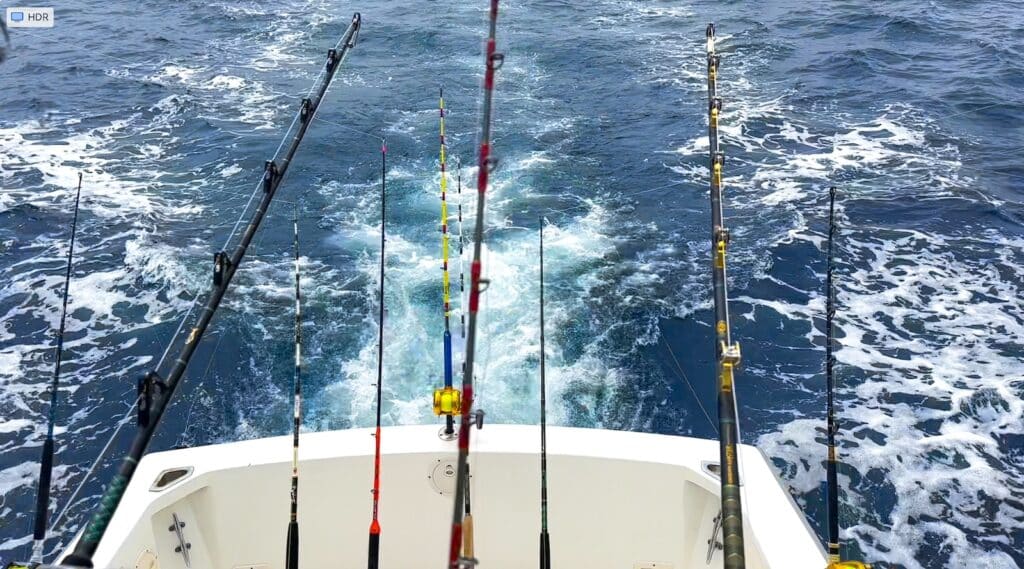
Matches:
[[137, 370, 167, 427]]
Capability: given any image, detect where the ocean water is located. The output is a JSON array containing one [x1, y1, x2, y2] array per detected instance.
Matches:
[[1, 1, 1022, 567]]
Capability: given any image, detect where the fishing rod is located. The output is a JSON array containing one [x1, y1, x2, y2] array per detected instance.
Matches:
[[367, 139, 387, 569], [59, 15, 362, 567], [285, 207, 303, 569], [29, 172, 84, 564], [434, 87, 459, 437], [538, 219, 551, 569], [457, 159, 466, 340], [704, 23, 746, 569], [826, 186, 839, 566], [447, 1, 503, 566], [823, 189, 870, 569]]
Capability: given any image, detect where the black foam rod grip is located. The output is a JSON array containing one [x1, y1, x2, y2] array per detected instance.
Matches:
[[540, 531, 551, 569], [368, 532, 381, 569], [286, 521, 298, 569]]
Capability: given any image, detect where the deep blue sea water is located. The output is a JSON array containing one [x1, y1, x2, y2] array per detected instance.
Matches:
[[1, 1, 1022, 567]]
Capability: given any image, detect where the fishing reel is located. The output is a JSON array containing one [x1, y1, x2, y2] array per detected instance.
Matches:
[[137, 370, 167, 427], [433, 386, 462, 417], [213, 251, 231, 287]]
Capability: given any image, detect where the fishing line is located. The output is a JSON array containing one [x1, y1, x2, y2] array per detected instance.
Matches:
[[536, 179, 689, 219], [178, 192, 276, 454], [155, 296, 201, 371], [313, 116, 387, 143], [175, 325, 229, 449], [219, 27, 359, 253], [178, 179, 290, 444], [659, 335, 717, 435], [221, 115, 302, 251], [61, 16, 363, 565], [48, 396, 138, 547]]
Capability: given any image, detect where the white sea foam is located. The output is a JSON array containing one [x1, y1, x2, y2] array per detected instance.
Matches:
[[616, 3, 1024, 564], [313, 144, 626, 430], [218, 164, 243, 178], [758, 227, 1024, 566]]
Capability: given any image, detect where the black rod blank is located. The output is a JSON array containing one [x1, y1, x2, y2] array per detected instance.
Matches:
[[60, 14, 362, 567], [539, 218, 551, 569], [31, 172, 84, 564], [704, 23, 746, 569]]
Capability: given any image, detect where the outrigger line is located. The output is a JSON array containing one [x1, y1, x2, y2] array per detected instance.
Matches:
[[285, 207, 303, 569], [448, 1, 503, 566], [29, 172, 84, 564], [704, 23, 746, 569], [59, 15, 362, 567], [823, 189, 871, 569], [538, 219, 551, 569], [368, 139, 387, 569], [433, 87, 460, 437]]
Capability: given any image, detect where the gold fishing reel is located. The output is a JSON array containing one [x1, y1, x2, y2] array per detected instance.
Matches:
[[433, 386, 462, 416], [827, 562, 871, 569]]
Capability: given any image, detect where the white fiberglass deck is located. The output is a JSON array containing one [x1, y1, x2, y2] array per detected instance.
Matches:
[[70, 424, 825, 568]]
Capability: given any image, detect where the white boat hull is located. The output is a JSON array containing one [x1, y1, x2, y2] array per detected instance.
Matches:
[[67, 424, 825, 568]]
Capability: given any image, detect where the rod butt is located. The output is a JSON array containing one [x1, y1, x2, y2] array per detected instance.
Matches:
[[367, 525, 381, 569], [286, 521, 298, 569], [540, 530, 551, 569]]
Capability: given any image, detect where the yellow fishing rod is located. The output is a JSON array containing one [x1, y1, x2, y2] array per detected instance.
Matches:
[[434, 87, 461, 437], [705, 23, 746, 569]]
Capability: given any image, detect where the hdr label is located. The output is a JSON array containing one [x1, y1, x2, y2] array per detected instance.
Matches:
[[6, 7, 54, 28]]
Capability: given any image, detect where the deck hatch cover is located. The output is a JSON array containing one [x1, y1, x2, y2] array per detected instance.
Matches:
[[429, 458, 459, 495]]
